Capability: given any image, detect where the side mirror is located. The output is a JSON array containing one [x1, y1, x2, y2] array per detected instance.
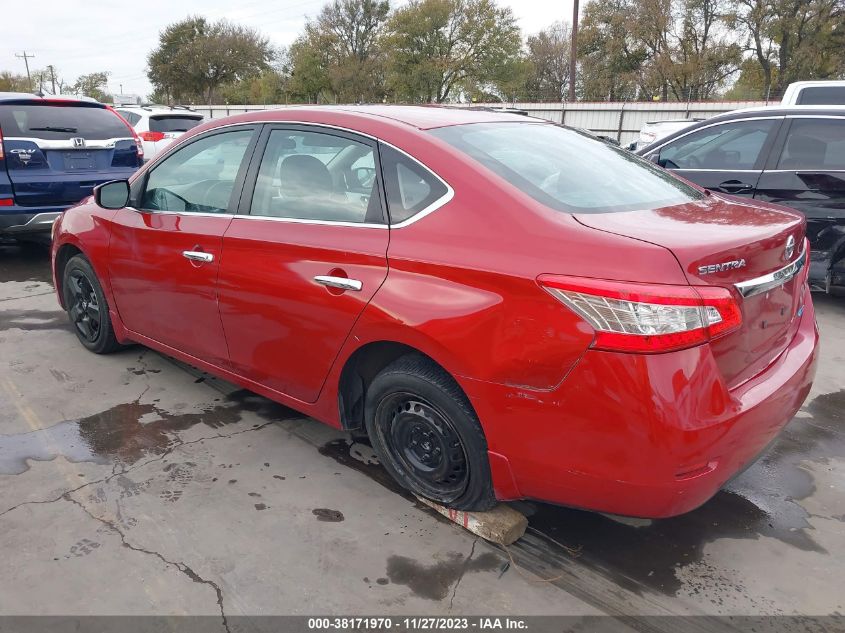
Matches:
[[94, 180, 130, 209], [647, 153, 660, 164]]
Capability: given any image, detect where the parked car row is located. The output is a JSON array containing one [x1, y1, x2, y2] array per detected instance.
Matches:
[[637, 106, 845, 294]]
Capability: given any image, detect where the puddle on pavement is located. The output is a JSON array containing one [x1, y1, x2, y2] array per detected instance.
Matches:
[[0, 243, 53, 285], [386, 551, 502, 600], [0, 389, 297, 475], [0, 308, 72, 333]]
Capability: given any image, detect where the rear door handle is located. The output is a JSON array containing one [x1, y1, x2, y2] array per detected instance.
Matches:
[[717, 180, 754, 194], [182, 250, 214, 263], [314, 275, 363, 291]]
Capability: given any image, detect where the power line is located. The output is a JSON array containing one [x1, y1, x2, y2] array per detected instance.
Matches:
[[15, 51, 35, 91]]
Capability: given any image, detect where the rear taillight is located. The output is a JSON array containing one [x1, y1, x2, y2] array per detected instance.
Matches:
[[0, 198, 13, 206], [107, 106, 144, 160], [138, 131, 166, 142], [539, 275, 742, 353]]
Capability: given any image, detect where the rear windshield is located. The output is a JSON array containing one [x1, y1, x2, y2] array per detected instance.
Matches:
[[0, 103, 129, 140], [150, 115, 203, 133], [430, 122, 704, 214], [796, 87, 845, 105]]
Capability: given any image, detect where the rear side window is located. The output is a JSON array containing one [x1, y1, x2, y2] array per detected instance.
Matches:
[[432, 123, 702, 214], [776, 119, 845, 170], [0, 104, 130, 140], [379, 145, 449, 223], [657, 120, 776, 170], [116, 110, 142, 125], [796, 87, 845, 105], [249, 128, 382, 223], [150, 115, 203, 133]]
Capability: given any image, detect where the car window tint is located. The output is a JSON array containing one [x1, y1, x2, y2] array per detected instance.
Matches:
[[0, 104, 130, 140], [796, 87, 845, 105], [116, 110, 141, 125], [150, 115, 203, 133], [658, 120, 776, 170], [432, 123, 701, 214], [776, 119, 845, 170], [140, 130, 252, 214], [380, 145, 448, 223], [249, 129, 383, 224]]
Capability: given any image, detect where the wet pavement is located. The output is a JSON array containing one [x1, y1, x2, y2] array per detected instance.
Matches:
[[0, 242, 843, 627]]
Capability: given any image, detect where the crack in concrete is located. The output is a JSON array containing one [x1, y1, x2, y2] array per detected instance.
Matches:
[[449, 537, 479, 610], [63, 493, 231, 633], [0, 419, 275, 519]]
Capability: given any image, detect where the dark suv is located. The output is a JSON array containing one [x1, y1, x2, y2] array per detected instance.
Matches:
[[0, 93, 143, 240], [637, 106, 845, 293]]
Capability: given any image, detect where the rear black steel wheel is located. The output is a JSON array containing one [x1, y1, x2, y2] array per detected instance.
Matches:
[[365, 354, 495, 511], [62, 255, 122, 354]]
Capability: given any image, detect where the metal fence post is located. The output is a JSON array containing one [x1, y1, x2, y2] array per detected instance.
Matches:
[[616, 102, 625, 143]]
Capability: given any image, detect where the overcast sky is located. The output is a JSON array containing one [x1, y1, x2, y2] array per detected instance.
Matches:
[[4, 0, 575, 98]]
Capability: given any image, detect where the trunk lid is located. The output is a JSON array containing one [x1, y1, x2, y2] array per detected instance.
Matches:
[[574, 193, 807, 388]]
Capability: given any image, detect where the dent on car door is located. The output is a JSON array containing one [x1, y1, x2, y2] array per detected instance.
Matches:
[[107, 127, 258, 364], [755, 117, 845, 290], [649, 118, 781, 195], [217, 125, 390, 403]]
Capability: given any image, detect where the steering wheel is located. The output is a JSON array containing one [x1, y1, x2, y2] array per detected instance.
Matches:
[[684, 155, 702, 169], [149, 187, 191, 212]]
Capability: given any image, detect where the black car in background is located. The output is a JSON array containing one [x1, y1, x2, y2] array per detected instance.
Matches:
[[637, 106, 845, 294]]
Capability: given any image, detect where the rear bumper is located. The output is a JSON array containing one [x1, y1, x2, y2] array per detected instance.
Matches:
[[464, 284, 819, 518], [0, 207, 65, 235]]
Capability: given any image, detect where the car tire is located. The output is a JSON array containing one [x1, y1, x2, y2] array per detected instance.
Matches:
[[364, 354, 496, 511], [62, 254, 122, 354]]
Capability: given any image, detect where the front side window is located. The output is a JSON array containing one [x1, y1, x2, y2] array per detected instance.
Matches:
[[776, 119, 845, 170], [249, 129, 383, 223], [657, 120, 776, 170], [140, 129, 253, 214], [431, 122, 702, 214]]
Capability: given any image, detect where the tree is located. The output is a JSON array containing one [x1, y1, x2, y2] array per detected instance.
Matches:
[[73, 71, 111, 102], [147, 16, 275, 104], [578, 0, 740, 102], [525, 22, 572, 101], [289, 0, 390, 103], [578, 0, 645, 100], [383, 0, 522, 103], [0, 71, 30, 93], [729, 0, 845, 98]]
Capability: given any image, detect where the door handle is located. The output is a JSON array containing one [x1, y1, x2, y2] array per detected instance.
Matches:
[[182, 250, 214, 263], [717, 180, 754, 194], [314, 275, 363, 291]]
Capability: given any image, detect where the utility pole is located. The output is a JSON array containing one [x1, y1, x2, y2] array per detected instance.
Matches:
[[15, 51, 35, 91], [48, 65, 57, 95], [568, 0, 579, 102]]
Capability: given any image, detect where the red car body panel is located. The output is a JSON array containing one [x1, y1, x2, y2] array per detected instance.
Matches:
[[51, 106, 819, 518]]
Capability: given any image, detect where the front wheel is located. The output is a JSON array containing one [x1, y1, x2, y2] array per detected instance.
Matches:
[[364, 354, 496, 511], [62, 254, 122, 354]]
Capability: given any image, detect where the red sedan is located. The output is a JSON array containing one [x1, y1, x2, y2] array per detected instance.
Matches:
[[51, 106, 818, 518]]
